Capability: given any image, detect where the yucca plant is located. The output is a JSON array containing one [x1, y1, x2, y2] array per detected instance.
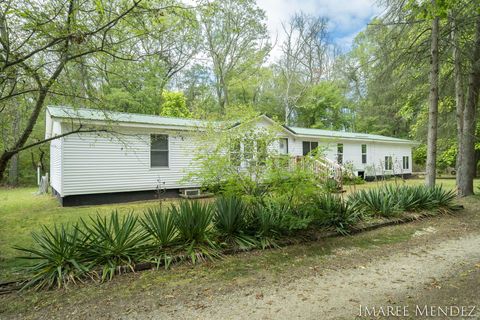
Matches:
[[349, 188, 401, 217], [428, 185, 461, 213], [80, 211, 148, 281], [252, 199, 290, 249], [313, 194, 359, 235], [15, 224, 90, 290], [213, 196, 256, 250], [171, 201, 218, 263], [140, 206, 178, 268]]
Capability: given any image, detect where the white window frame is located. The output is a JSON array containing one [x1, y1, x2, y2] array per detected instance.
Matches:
[[278, 138, 289, 155], [302, 141, 318, 156], [337, 143, 344, 164], [361, 144, 367, 164], [385, 156, 393, 171], [150, 134, 169, 168], [403, 156, 409, 169]]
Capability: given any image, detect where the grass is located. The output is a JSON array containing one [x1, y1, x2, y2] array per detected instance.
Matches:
[[0, 188, 175, 281], [0, 220, 421, 316], [0, 178, 478, 282], [344, 177, 480, 194], [1, 182, 480, 317]]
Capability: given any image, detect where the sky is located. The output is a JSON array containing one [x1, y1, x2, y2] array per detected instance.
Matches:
[[256, 0, 383, 59]]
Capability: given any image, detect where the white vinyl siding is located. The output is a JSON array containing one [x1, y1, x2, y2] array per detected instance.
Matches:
[[49, 113, 414, 197], [50, 136, 63, 194], [60, 129, 203, 196]]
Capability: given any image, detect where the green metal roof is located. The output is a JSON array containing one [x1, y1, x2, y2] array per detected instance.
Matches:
[[47, 106, 416, 144], [47, 106, 217, 128], [289, 126, 415, 144]]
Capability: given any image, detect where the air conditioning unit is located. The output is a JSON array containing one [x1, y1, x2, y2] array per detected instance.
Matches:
[[181, 189, 201, 197]]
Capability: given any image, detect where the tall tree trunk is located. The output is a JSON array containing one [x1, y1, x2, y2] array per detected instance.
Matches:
[[458, 14, 480, 197], [7, 107, 21, 186], [451, 13, 465, 190], [425, 14, 440, 187], [0, 87, 48, 181]]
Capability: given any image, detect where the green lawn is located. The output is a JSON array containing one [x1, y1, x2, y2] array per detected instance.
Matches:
[[0, 178, 478, 282], [0, 188, 176, 281]]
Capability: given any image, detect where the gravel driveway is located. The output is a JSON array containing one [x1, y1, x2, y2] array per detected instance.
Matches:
[[123, 232, 480, 320]]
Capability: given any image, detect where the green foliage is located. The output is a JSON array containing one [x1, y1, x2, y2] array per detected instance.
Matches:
[[349, 188, 401, 217], [349, 185, 460, 217], [311, 194, 360, 234], [171, 201, 218, 263], [188, 122, 326, 208], [213, 196, 256, 249], [428, 185, 460, 212], [251, 199, 291, 249], [140, 206, 178, 268], [141, 206, 177, 247], [296, 82, 350, 130], [15, 181, 463, 290], [79, 211, 148, 281], [413, 145, 427, 166], [160, 91, 191, 118], [15, 225, 89, 290]]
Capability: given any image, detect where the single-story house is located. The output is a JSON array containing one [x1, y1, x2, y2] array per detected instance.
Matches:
[[46, 106, 417, 206]]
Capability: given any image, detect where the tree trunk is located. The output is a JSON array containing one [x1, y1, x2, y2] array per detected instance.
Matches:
[[425, 15, 440, 187], [451, 13, 465, 190], [0, 87, 50, 182], [7, 107, 21, 186], [458, 14, 480, 197], [8, 154, 19, 186], [0, 151, 14, 182]]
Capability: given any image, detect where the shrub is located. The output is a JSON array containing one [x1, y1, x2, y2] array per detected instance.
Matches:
[[428, 185, 461, 213], [323, 178, 340, 193], [140, 206, 178, 268], [16, 224, 90, 290], [80, 211, 148, 281], [349, 188, 401, 217], [171, 201, 218, 263], [312, 194, 360, 234], [251, 198, 292, 248], [213, 196, 256, 250], [349, 185, 460, 217]]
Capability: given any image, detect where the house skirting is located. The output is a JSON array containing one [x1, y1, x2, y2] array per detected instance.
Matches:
[[53, 188, 181, 207], [364, 173, 412, 182]]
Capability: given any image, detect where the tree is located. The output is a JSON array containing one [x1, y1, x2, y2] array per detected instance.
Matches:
[[199, 0, 269, 113], [0, 0, 189, 182], [276, 13, 336, 124], [425, 3, 440, 187], [296, 82, 349, 130], [101, 4, 200, 115], [160, 91, 191, 118], [457, 12, 480, 196]]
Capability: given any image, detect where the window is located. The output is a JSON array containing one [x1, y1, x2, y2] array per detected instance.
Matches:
[[230, 139, 241, 166], [278, 138, 288, 155], [361, 144, 367, 164], [403, 156, 409, 169], [302, 141, 318, 156], [385, 156, 393, 171], [256, 140, 268, 164], [151, 134, 168, 167], [243, 139, 254, 160], [337, 143, 344, 164]]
